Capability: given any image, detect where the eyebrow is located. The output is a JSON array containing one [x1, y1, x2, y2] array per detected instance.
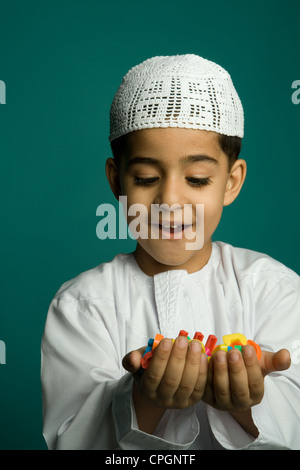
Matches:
[[127, 154, 219, 168]]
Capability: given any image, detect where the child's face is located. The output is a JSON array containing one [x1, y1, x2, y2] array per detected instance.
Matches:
[[107, 127, 246, 275]]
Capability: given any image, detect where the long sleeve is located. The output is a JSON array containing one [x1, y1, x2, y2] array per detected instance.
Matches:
[[41, 293, 198, 450], [41, 294, 122, 449], [41, 244, 300, 450], [206, 255, 300, 450]]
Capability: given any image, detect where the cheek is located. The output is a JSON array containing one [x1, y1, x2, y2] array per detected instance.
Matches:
[[121, 181, 145, 208], [121, 190, 152, 233], [200, 190, 226, 234], [122, 178, 152, 205]]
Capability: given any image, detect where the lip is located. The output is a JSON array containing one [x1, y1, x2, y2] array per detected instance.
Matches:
[[150, 223, 194, 240]]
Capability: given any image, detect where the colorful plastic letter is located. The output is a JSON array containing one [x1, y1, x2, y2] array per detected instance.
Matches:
[[153, 333, 164, 349], [223, 333, 247, 346], [140, 350, 153, 369], [205, 335, 217, 352], [247, 339, 262, 360], [179, 330, 189, 337], [211, 344, 228, 355], [193, 332, 204, 342]]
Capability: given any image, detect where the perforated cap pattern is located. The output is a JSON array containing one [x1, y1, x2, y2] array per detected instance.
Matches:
[[109, 54, 244, 142]]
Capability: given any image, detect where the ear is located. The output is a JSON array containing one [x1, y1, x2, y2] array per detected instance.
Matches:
[[223, 159, 247, 207], [105, 158, 122, 200]]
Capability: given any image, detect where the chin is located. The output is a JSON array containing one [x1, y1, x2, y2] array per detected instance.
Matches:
[[146, 243, 197, 269]]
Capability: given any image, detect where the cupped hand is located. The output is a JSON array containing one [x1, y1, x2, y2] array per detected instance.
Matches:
[[123, 336, 208, 409], [202, 345, 291, 412], [123, 340, 291, 413]]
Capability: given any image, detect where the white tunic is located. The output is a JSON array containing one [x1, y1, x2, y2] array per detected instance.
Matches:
[[41, 241, 300, 450]]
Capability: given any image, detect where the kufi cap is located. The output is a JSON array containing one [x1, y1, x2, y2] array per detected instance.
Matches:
[[109, 54, 244, 142]]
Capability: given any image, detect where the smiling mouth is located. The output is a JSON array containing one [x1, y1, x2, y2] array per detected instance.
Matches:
[[160, 223, 188, 233], [150, 222, 193, 238]]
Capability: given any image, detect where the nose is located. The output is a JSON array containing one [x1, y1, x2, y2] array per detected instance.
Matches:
[[153, 175, 185, 208]]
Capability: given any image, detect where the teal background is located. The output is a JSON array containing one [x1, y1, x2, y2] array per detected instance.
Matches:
[[0, 0, 299, 450]]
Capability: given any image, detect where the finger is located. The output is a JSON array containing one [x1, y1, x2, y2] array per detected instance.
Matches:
[[141, 338, 173, 397], [227, 349, 250, 410], [201, 353, 215, 405], [213, 351, 231, 409], [156, 336, 189, 406], [260, 349, 291, 377], [242, 345, 264, 403], [122, 347, 146, 374], [173, 340, 205, 407], [189, 352, 208, 404]]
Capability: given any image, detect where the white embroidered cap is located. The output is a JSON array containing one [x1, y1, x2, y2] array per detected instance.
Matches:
[[109, 54, 244, 142]]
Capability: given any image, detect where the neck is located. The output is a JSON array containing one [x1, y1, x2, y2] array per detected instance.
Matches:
[[134, 240, 213, 277]]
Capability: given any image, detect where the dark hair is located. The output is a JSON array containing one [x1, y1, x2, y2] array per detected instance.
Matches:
[[110, 133, 242, 172], [218, 134, 242, 171], [110, 134, 128, 171]]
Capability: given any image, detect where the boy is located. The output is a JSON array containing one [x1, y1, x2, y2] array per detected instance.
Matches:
[[41, 54, 300, 450]]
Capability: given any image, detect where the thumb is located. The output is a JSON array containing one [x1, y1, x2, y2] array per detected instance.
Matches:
[[122, 348, 145, 374], [260, 349, 291, 377]]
